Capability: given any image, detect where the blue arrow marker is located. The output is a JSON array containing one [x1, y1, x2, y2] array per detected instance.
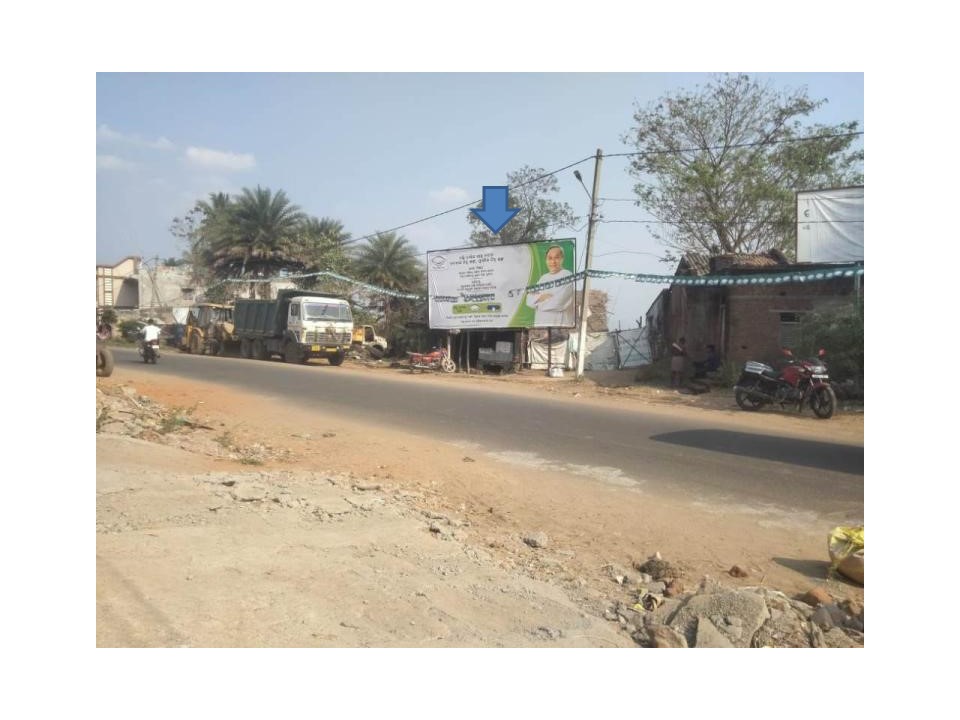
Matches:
[[470, 186, 520, 234]]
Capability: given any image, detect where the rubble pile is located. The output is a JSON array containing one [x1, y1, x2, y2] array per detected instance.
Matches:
[[597, 555, 863, 648], [96, 384, 291, 465]]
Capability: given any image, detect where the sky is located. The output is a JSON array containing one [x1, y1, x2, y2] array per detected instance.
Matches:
[[96, 72, 864, 329]]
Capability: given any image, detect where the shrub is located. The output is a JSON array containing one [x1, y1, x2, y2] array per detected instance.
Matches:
[[799, 301, 864, 384]]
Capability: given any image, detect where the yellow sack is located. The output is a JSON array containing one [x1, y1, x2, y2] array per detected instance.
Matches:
[[828, 525, 864, 584]]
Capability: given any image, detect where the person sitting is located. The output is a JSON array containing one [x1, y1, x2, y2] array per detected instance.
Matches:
[[692, 344, 721, 379]]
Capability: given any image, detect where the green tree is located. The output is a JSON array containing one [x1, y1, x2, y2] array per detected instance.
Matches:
[[467, 165, 580, 247], [208, 186, 306, 287], [352, 232, 424, 326], [799, 300, 864, 385], [290, 216, 353, 293], [623, 74, 863, 261]]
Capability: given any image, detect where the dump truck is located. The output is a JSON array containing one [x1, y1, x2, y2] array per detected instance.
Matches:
[[233, 290, 354, 365], [181, 303, 236, 356]]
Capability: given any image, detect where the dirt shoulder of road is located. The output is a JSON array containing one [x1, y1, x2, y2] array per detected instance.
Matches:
[[96, 360, 863, 647]]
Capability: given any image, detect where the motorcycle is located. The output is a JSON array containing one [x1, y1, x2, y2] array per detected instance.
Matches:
[[733, 348, 837, 419], [139, 339, 160, 364], [408, 346, 455, 373]]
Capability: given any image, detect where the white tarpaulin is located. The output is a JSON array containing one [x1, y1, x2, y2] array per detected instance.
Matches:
[[526, 330, 651, 370], [428, 240, 578, 330], [797, 187, 864, 262]]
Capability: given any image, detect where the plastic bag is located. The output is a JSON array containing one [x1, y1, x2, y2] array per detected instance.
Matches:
[[828, 525, 864, 584]]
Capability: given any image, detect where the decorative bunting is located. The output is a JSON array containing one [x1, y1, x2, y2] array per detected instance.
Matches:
[[201, 264, 863, 304]]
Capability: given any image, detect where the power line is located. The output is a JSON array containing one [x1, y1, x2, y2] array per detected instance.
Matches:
[[349, 154, 595, 245], [345, 131, 861, 249], [606, 130, 864, 160]]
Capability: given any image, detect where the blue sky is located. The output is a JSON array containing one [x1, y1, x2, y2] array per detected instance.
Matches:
[[96, 72, 863, 328]]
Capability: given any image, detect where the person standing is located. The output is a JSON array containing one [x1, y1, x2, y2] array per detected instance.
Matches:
[[671, 336, 687, 388], [525, 245, 575, 326]]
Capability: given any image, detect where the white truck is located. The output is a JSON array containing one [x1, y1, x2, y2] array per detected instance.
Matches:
[[233, 290, 354, 365]]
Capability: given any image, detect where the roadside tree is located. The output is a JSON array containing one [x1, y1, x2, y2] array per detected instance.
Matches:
[[467, 165, 580, 247], [623, 73, 863, 261]]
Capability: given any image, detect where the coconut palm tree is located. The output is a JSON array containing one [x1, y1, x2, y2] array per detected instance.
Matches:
[[352, 232, 424, 323]]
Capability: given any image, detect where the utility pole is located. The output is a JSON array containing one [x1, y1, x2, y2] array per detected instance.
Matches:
[[575, 149, 603, 380]]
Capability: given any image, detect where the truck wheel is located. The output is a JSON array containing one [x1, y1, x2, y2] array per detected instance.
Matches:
[[97, 347, 114, 377], [189, 333, 200, 355], [328, 351, 345, 366], [253, 339, 269, 361], [284, 342, 301, 364], [207, 340, 220, 357], [368, 344, 385, 359], [240, 338, 253, 359]]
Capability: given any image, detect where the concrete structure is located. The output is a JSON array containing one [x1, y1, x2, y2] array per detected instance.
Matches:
[[96, 256, 141, 309]]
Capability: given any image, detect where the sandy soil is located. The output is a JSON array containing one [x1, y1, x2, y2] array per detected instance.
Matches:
[[96, 361, 863, 647]]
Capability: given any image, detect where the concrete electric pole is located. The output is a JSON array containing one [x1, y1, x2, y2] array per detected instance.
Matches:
[[575, 149, 603, 380]]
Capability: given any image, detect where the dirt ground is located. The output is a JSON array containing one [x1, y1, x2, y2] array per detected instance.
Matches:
[[96, 361, 864, 647]]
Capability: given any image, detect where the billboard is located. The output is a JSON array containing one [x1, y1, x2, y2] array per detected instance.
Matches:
[[427, 239, 578, 330], [796, 186, 864, 263]]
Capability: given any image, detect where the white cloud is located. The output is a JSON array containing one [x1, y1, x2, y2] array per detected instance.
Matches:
[[185, 146, 256, 171], [428, 185, 470, 204], [97, 124, 174, 150], [97, 154, 136, 171]]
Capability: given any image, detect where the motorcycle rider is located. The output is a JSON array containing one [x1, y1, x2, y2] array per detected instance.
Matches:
[[140, 318, 162, 357]]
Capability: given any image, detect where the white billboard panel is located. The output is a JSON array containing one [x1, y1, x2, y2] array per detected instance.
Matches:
[[427, 239, 578, 330], [796, 186, 864, 262]]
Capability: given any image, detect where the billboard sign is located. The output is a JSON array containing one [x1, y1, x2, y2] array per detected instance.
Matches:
[[796, 186, 864, 262], [427, 239, 578, 330]]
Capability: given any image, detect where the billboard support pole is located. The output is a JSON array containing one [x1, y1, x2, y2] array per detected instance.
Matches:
[[575, 149, 603, 380]]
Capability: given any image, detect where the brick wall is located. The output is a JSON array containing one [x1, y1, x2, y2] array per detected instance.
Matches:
[[666, 275, 861, 368]]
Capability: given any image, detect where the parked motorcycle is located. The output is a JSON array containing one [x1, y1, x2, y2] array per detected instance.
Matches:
[[408, 347, 455, 373], [139, 339, 160, 364], [733, 348, 836, 419]]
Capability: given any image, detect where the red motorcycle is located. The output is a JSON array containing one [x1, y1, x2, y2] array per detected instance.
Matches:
[[408, 347, 455, 373], [734, 348, 837, 419]]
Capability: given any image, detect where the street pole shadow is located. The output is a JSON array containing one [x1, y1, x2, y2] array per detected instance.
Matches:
[[650, 429, 863, 475]]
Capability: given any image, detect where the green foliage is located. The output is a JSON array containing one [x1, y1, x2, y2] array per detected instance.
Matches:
[[99, 308, 118, 326], [158, 405, 196, 434], [290, 217, 353, 293], [172, 190, 360, 301], [799, 301, 863, 382], [623, 73, 863, 261], [352, 232, 424, 293], [117, 318, 143, 342], [468, 165, 580, 247]]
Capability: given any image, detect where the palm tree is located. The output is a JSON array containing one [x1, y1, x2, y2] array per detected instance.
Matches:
[[291, 216, 353, 293], [208, 186, 305, 290], [352, 232, 424, 323]]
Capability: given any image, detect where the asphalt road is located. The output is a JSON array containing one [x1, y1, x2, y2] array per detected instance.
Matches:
[[110, 347, 864, 518]]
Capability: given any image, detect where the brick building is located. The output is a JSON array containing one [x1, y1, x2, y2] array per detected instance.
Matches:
[[649, 251, 863, 368]]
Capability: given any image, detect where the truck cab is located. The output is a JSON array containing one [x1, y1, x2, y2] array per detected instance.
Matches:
[[286, 296, 353, 364]]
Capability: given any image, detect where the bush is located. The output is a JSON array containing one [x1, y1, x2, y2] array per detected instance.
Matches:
[[799, 301, 864, 384]]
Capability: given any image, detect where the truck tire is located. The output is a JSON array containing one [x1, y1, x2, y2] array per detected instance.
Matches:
[[97, 347, 114, 377], [328, 351, 345, 366], [241, 338, 253, 359], [189, 333, 200, 355], [368, 344, 385, 359], [253, 339, 269, 361], [284, 342, 301, 364], [207, 339, 220, 357]]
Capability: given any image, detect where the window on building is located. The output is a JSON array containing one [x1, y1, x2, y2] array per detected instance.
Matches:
[[779, 312, 802, 350]]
